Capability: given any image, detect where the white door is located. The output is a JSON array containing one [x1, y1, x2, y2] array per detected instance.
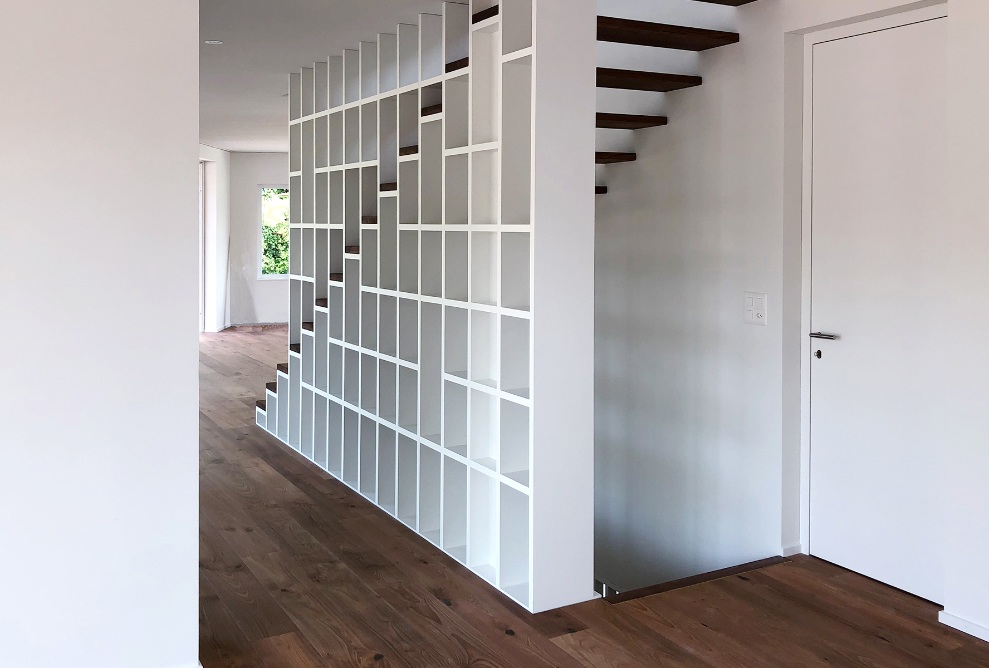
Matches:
[[809, 16, 947, 604]]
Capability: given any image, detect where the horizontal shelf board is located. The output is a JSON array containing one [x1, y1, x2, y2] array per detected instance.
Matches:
[[596, 67, 703, 92], [597, 16, 740, 52]]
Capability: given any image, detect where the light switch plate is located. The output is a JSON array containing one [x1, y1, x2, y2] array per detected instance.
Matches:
[[745, 292, 768, 326]]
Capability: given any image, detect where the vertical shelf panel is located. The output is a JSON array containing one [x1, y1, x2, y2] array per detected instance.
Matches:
[[471, 25, 500, 145]]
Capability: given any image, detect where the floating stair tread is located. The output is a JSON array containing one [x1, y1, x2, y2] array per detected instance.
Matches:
[[302, 322, 314, 332], [290, 343, 301, 354], [694, 0, 759, 5], [276, 363, 289, 374], [362, 216, 378, 224], [472, 6, 499, 24], [446, 57, 469, 73], [345, 246, 360, 255], [380, 182, 398, 192], [329, 272, 344, 282], [596, 151, 637, 165], [597, 67, 702, 92], [597, 112, 669, 130], [256, 400, 266, 411], [315, 298, 328, 309], [598, 16, 739, 51], [596, 185, 609, 195], [266, 382, 278, 393], [421, 103, 443, 117], [399, 145, 420, 157]]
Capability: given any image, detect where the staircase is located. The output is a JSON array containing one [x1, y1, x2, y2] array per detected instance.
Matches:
[[595, 0, 758, 195]]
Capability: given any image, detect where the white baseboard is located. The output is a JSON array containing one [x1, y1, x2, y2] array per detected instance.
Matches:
[[782, 543, 805, 557], [940, 611, 989, 643]]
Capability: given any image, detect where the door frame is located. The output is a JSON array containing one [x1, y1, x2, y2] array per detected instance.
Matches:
[[797, 3, 949, 553]]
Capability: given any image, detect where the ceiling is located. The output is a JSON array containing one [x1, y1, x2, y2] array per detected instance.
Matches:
[[200, 0, 447, 153]]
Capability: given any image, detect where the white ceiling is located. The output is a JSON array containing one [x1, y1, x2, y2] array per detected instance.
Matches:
[[200, 0, 446, 153]]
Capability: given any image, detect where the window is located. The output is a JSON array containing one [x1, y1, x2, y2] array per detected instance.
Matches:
[[260, 186, 290, 276]]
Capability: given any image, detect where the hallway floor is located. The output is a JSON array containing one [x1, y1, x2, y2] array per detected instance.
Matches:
[[200, 327, 989, 667]]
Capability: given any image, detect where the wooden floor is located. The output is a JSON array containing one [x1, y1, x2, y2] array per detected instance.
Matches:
[[200, 327, 989, 668]]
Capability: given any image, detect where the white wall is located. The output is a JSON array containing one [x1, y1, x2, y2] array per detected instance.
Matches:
[[940, 0, 989, 642], [229, 152, 289, 325], [594, 0, 966, 592], [200, 144, 231, 332], [0, 2, 199, 668]]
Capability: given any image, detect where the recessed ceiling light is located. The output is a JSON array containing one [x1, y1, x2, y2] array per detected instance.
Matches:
[[205, 40, 223, 45]]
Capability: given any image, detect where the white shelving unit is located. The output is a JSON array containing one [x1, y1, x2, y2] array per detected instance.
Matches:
[[256, 0, 596, 613]]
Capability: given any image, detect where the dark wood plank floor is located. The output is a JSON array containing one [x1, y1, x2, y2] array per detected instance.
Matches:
[[200, 327, 989, 668]]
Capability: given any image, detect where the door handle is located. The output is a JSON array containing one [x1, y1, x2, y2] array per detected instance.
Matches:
[[809, 332, 839, 340]]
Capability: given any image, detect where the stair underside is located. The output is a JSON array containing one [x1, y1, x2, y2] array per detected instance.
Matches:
[[598, 16, 739, 51], [277, 363, 289, 374], [597, 112, 668, 130], [597, 68, 702, 92], [596, 152, 637, 165]]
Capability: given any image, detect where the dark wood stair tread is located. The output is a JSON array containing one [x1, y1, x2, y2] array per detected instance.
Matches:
[[598, 16, 739, 51], [472, 6, 499, 24], [596, 152, 637, 165], [421, 103, 443, 117], [256, 400, 267, 411], [596, 186, 609, 195], [345, 246, 360, 255], [266, 382, 278, 393], [380, 182, 398, 192], [290, 344, 301, 355], [277, 363, 289, 374], [597, 112, 669, 130], [597, 67, 702, 92], [302, 322, 314, 332], [315, 298, 329, 309], [362, 216, 378, 224], [399, 145, 420, 156], [330, 273, 344, 282], [694, 0, 758, 5], [446, 57, 469, 73]]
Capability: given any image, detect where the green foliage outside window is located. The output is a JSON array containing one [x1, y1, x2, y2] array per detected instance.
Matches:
[[261, 187, 290, 275]]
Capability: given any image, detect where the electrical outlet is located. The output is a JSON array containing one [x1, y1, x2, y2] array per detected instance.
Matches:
[[744, 292, 768, 326]]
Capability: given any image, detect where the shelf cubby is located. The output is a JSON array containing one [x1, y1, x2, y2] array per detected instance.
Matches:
[[361, 292, 377, 352], [277, 371, 289, 443], [444, 2, 470, 72], [421, 83, 443, 119], [360, 415, 377, 498], [500, 483, 530, 606], [379, 295, 398, 358], [344, 168, 360, 245], [344, 258, 360, 344], [421, 121, 443, 225], [301, 386, 315, 460], [343, 49, 360, 104], [329, 342, 344, 398], [379, 198, 399, 290], [291, 123, 302, 172], [397, 435, 418, 528], [471, 232, 498, 306], [302, 66, 315, 116], [378, 425, 397, 515], [289, 357, 301, 449], [399, 91, 420, 156], [443, 380, 469, 457], [361, 102, 378, 161], [398, 365, 418, 433], [289, 279, 301, 344], [398, 23, 419, 88], [398, 297, 418, 364], [471, 150, 499, 226], [344, 347, 360, 405], [344, 107, 360, 164], [501, 55, 531, 226], [420, 13, 444, 81], [328, 400, 343, 476], [289, 71, 301, 121], [329, 171, 344, 225], [445, 154, 469, 225], [500, 400, 529, 486], [399, 231, 418, 294], [500, 233, 530, 311], [314, 311, 328, 392], [315, 116, 329, 169], [445, 74, 470, 150], [328, 56, 344, 109], [329, 112, 344, 166], [379, 359, 398, 423], [379, 96, 398, 186], [470, 309, 498, 388], [343, 407, 360, 487], [471, 21, 500, 145], [445, 232, 469, 302], [290, 175, 302, 224], [420, 302, 443, 444], [501, 315, 530, 398], [421, 231, 443, 298], [420, 446, 442, 546], [469, 469, 499, 584], [443, 457, 469, 563], [378, 33, 398, 93], [315, 61, 329, 113], [360, 41, 378, 99], [470, 389, 498, 472], [399, 160, 419, 226], [502, 0, 533, 55], [444, 305, 469, 377], [328, 285, 344, 340], [303, 121, 316, 223], [314, 395, 329, 469], [361, 352, 378, 414], [289, 229, 302, 275], [361, 229, 378, 288]]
